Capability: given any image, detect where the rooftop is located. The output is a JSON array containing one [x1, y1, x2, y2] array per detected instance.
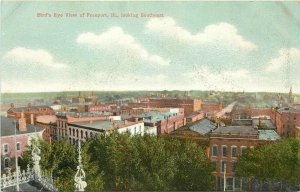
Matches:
[[136, 111, 179, 123], [69, 120, 140, 131], [212, 126, 258, 135], [252, 118, 276, 129], [7, 105, 52, 113], [56, 111, 111, 118], [1, 116, 44, 137], [231, 119, 252, 126], [189, 118, 216, 135], [258, 130, 280, 141], [277, 107, 300, 114]]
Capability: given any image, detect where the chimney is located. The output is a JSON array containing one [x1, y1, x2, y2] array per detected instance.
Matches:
[[124, 120, 128, 125], [30, 114, 35, 125], [134, 118, 139, 122], [10, 103, 15, 109], [28, 103, 32, 108], [18, 113, 27, 132], [113, 121, 118, 128]]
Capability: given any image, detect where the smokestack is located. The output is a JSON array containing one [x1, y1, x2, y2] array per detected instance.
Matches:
[[18, 113, 27, 132]]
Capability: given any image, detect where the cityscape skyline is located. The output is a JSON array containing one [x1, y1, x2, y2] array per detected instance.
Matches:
[[1, 2, 300, 93]]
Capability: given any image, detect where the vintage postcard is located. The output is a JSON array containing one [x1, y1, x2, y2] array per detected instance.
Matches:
[[0, 1, 300, 191]]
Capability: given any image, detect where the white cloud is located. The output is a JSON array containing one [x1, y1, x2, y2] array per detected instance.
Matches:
[[76, 26, 170, 66], [266, 48, 300, 72], [3, 47, 68, 69], [146, 17, 257, 51]]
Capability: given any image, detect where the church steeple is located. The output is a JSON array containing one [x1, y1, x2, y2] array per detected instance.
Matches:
[[289, 86, 294, 104]]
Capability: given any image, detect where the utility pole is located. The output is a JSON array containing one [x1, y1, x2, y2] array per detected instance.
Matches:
[[223, 163, 226, 192]]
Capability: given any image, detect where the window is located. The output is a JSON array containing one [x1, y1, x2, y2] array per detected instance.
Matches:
[[221, 160, 227, 173], [231, 161, 236, 173], [16, 142, 20, 151], [4, 158, 9, 168], [231, 146, 237, 158], [85, 131, 88, 138], [3, 144, 9, 154], [76, 130, 79, 137], [73, 129, 75, 136], [81, 130, 83, 139], [69, 128, 71, 135], [240, 146, 247, 156], [212, 145, 218, 157], [222, 145, 227, 157], [211, 160, 217, 172]]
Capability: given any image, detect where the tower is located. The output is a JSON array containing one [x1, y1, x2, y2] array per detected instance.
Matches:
[[288, 87, 294, 104]]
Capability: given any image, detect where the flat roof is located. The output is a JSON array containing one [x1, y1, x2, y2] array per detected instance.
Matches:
[[277, 107, 300, 113], [252, 119, 276, 129], [69, 120, 141, 131], [259, 130, 280, 141], [136, 111, 179, 123], [212, 126, 258, 135], [69, 120, 124, 130]]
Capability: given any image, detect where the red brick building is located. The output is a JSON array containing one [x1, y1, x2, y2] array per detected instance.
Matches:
[[201, 102, 222, 113], [274, 107, 300, 137], [128, 98, 201, 116], [35, 115, 58, 143], [186, 111, 205, 124], [85, 104, 112, 113], [209, 126, 280, 191], [7, 103, 55, 124], [55, 112, 114, 141]]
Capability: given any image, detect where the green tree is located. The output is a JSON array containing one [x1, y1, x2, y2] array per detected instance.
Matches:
[[235, 139, 300, 187]]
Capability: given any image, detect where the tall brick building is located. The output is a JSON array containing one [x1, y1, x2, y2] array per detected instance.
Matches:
[[209, 126, 280, 191]]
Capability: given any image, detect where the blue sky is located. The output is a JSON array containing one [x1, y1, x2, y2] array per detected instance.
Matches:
[[1, 1, 300, 93]]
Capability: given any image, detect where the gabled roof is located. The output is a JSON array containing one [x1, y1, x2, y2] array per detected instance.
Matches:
[[189, 118, 216, 135]]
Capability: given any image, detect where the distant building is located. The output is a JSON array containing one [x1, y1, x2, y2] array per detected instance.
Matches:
[[136, 111, 186, 135], [7, 103, 55, 124], [128, 98, 201, 116], [0, 116, 44, 171], [85, 104, 112, 113], [186, 111, 205, 124], [201, 102, 223, 113]]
